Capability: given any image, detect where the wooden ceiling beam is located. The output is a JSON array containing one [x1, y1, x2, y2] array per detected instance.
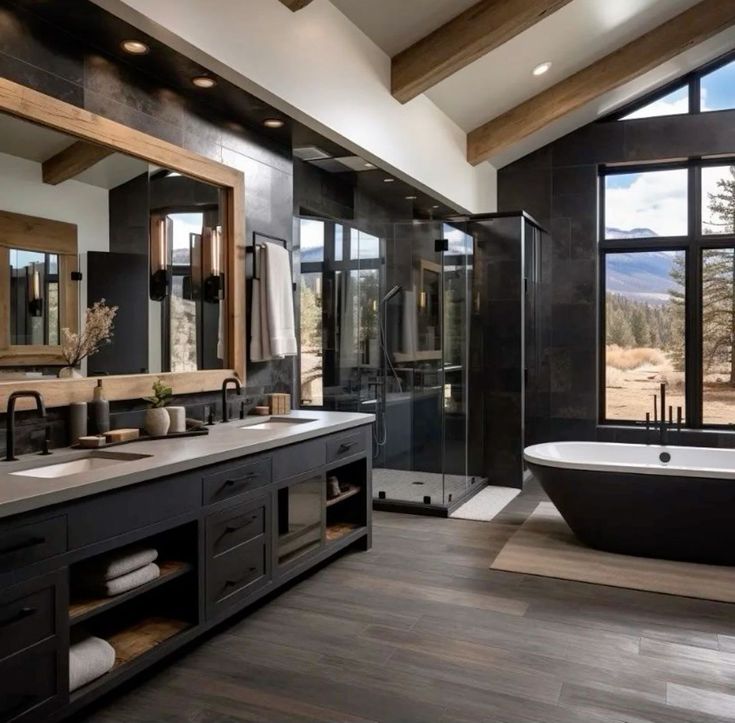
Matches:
[[391, 0, 573, 104], [467, 0, 735, 165], [42, 140, 114, 185], [278, 0, 314, 11]]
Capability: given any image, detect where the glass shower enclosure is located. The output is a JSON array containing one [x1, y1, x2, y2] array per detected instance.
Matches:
[[296, 212, 545, 514]]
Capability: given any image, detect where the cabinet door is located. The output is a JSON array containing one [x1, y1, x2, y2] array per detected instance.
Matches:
[[276, 474, 323, 568]]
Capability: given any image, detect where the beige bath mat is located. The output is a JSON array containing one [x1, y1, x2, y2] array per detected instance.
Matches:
[[492, 502, 735, 603]]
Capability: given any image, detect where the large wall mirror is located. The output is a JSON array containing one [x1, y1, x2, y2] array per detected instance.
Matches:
[[0, 78, 244, 407]]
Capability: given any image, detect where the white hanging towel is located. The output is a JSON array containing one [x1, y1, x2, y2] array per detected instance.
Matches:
[[250, 243, 297, 361]]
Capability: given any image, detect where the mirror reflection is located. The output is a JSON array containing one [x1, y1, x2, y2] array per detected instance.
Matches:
[[9, 249, 59, 346], [0, 111, 227, 378]]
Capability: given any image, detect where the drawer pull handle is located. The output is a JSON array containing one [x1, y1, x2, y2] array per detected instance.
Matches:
[[338, 441, 356, 453], [224, 472, 258, 486], [225, 514, 260, 534], [0, 536, 45, 557], [0, 606, 36, 628], [223, 567, 257, 590]]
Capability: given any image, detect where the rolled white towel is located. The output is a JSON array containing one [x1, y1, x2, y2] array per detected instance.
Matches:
[[79, 546, 158, 582], [69, 635, 116, 692]]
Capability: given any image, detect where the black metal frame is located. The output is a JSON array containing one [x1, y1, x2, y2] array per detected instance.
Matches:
[[599, 156, 735, 429], [604, 49, 735, 121]]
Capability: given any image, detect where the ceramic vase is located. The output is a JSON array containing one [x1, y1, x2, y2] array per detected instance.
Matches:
[[144, 407, 170, 437]]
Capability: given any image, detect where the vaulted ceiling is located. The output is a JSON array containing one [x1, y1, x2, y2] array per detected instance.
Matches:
[[330, 0, 735, 168]]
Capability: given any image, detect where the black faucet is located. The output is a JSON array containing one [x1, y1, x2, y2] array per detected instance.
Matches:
[[5, 391, 47, 461], [221, 377, 241, 423], [648, 383, 683, 446]]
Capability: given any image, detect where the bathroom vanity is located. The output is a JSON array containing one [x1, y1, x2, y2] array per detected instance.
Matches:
[[0, 411, 373, 722]]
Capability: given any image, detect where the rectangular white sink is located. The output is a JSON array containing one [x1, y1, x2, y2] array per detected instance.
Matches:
[[240, 417, 317, 431], [10, 451, 152, 479]]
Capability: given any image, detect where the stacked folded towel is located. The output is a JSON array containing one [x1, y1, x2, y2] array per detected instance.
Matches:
[[69, 634, 116, 692], [76, 545, 161, 598]]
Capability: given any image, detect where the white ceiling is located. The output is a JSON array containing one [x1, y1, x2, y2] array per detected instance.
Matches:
[[0, 113, 149, 188], [331, 0, 735, 167]]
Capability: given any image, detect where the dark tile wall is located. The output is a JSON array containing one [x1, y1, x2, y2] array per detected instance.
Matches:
[[498, 109, 735, 448], [0, 2, 294, 455]]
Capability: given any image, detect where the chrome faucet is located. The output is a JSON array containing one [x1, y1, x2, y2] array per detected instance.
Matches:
[[221, 377, 241, 423], [5, 391, 47, 461]]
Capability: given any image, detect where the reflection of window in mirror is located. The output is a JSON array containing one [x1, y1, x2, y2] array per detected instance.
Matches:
[[418, 259, 441, 352], [9, 249, 59, 346]]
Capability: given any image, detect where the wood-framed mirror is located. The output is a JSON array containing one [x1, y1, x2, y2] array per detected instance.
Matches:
[[0, 77, 245, 409]]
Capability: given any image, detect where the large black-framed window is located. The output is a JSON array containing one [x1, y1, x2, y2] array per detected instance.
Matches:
[[600, 158, 735, 429], [610, 50, 735, 121], [297, 217, 383, 408]]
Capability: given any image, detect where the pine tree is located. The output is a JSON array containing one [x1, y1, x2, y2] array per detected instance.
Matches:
[[703, 166, 735, 384]]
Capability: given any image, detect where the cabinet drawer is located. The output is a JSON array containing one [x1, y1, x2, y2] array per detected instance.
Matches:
[[274, 438, 325, 481], [203, 456, 272, 506], [68, 473, 199, 549], [0, 640, 60, 722], [0, 517, 66, 574], [207, 499, 267, 558], [207, 536, 268, 612], [326, 429, 366, 464], [0, 573, 59, 661]]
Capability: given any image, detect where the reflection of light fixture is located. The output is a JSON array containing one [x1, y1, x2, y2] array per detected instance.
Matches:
[[383, 178, 395, 183], [28, 263, 43, 317], [263, 118, 285, 128], [192, 76, 216, 88], [371, 299, 377, 313], [314, 275, 322, 302], [419, 290, 427, 311], [121, 40, 150, 55], [203, 225, 225, 304], [149, 215, 170, 301], [405, 195, 417, 200]]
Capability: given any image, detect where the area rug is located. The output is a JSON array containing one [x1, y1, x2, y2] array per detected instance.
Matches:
[[450, 486, 520, 522], [491, 502, 735, 603]]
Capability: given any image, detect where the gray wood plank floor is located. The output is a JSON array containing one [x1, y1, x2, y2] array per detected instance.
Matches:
[[81, 486, 735, 723]]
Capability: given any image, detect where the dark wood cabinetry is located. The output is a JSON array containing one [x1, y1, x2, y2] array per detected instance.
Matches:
[[0, 423, 371, 722]]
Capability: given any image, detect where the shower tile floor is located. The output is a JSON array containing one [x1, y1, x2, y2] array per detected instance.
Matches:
[[372, 468, 477, 506]]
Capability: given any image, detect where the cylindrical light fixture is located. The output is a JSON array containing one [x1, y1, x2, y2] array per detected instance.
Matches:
[[28, 262, 43, 317], [203, 225, 225, 304], [149, 215, 171, 301]]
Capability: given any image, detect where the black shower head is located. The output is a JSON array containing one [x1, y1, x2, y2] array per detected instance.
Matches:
[[381, 284, 402, 304]]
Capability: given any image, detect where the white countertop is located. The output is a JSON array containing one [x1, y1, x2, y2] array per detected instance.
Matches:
[[0, 410, 375, 520]]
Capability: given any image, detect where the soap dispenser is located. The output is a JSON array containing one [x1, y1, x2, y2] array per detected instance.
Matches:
[[91, 379, 110, 435]]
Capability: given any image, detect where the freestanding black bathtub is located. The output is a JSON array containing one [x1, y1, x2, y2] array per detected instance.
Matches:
[[524, 441, 735, 565]]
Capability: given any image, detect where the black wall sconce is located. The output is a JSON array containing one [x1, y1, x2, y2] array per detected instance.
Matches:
[[149, 215, 171, 301], [28, 262, 43, 317], [203, 225, 224, 304]]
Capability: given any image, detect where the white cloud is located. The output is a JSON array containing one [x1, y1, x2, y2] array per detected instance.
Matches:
[[606, 170, 688, 237], [623, 95, 688, 120]]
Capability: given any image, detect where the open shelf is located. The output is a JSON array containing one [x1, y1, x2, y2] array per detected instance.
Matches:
[[69, 560, 193, 624], [108, 616, 190, 669], [325, 522, 360, 543], [325, 484, 361, 508]]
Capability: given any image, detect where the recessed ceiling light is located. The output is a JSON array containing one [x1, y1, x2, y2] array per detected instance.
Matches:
[[432, 205, 440, 209], [263, 118, 285, 129], [192, 76, 216, 88], [532, 61, 552, 77], [364, 162, 376, 169], [384, 178, 395, 183], [405, 195, 417, 200], [121, 40, 149, 55]]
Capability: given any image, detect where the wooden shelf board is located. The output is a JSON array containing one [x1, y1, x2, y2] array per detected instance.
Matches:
[[326, 485, 362, 508], [109, 616, 190, 669], [69, 560, 192, 623], [325, 522, 360, 543]]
